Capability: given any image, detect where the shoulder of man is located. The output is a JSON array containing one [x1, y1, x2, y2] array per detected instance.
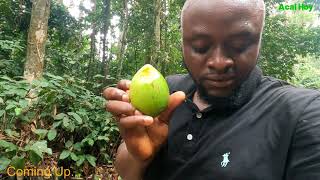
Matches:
[[260, 75, 320, 111], [165, 74, 195, 94]]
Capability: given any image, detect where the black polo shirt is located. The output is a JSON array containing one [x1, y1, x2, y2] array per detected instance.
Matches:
[[143, 73, 320, 180]]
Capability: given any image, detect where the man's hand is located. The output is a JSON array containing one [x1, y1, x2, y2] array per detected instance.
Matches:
[[103, 79, 185, 162]]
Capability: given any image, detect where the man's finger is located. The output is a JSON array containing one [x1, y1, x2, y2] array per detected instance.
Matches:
[[106, 101, 136, 116], [103, 87, 127, 101], [158, 91, 186, 124], [119, 115, 154, 129], [117, 80, 131, 91]]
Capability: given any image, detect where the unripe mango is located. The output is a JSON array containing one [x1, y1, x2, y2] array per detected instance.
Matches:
[[129, 64, 169, 117]]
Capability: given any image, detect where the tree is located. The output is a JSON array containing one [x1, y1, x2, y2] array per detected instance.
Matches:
[[117, 0, 129, 78], [24, 0, 51, 82], [145, 0, 162, 67], [102, 0, 111, 77], [87, 0, 97, 81]]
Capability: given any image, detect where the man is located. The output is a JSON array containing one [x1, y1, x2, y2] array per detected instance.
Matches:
[[103, 0, 320, 179]]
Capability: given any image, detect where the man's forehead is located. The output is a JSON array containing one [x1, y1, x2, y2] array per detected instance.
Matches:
[[182, 0, 265, 23], [181, 0, 265, 36], [183, 22, 260, 42], [183, 0, 264, 11]]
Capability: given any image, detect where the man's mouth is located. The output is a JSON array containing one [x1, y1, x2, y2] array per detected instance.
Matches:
[[204, 79, 234, 88], [203, 74, 236, 88]]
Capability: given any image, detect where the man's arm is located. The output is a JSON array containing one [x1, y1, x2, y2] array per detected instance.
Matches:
[[115, 142, 151, 180], [285, 96, 320, 179]]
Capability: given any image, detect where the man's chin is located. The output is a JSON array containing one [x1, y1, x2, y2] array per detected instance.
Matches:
[[208, 91, 232, 98], [206, 89, 233, 98], [197, 85, 234, 102]]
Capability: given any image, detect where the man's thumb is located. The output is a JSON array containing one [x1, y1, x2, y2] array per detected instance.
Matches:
[[159, 91, 186, 124]]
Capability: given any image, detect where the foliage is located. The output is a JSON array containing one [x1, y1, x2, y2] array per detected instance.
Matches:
[[259, 13, 320, 80], [0, 74, 119, 176], [290, 55, 320, 89], [0, 0, 31, 77]]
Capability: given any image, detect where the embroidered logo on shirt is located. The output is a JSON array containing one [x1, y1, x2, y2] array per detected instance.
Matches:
[[221, 152, 230, 167]]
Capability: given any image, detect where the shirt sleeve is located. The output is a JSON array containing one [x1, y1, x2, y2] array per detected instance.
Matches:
[[285, 96, 320, 180]]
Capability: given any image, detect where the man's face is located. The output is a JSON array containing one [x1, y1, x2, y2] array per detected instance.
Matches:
[[182, 0, 264, 98]]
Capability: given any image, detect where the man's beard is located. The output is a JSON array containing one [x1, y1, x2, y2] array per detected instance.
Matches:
[[182, 52, 261, 106], [182, 61, 261, 109], [196, 79, 237, 104], [182, 60, 238, 104]]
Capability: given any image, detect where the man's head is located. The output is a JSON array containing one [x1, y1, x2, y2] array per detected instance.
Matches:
[[181, 0, 265, 100]]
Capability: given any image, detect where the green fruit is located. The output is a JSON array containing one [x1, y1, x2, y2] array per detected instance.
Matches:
[[129, 64, 169, 117]]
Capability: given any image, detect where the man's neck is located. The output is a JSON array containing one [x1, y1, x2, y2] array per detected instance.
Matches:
[[193, 90, 210, 111]]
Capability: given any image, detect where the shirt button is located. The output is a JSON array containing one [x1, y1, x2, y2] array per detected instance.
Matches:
[[187, 134, 193, 141], [196, 112, 202, 119]]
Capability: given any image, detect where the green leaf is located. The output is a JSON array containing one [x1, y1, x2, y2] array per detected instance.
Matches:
[[0, 97, 4, 104], [82, 138, 94, 146], [88, 139, 94, 146], [63, 116, 70, 127], [34, 129, 48, 139], [59, 150, 71, 160], [68, 112, 82, 124], [40, 81, 49, 87], [15, 89, 27, 97], [52, 121, 62, 128], [0, 157, 11, 171], [10, 156, 25, 169], [70, 152, 78, 161], [0, 76, 15, 82], [65, 140, 73, 148], [54, 113, 67, 120], [47, 129, 57, 141], [76, 155, 85, 167], [97, 136, 109, 142], [85, 155, 96, 167], [73, 142, 82, 151], [15, 107, 22, 116], [5, 103, 16, 110], [0, 140, 18, 152], [0, 110, 5, 117], [29, 150, 42, 165], [25, 141, 52, 159], [64, 88, 76, 98], [67, 122, 75, 132], [5, 129, 20, 138], [46, 73, 64, 80], [18, 99, 29, 108]]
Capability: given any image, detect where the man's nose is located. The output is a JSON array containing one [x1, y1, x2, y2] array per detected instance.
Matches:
[[206, 46, 234, 74]]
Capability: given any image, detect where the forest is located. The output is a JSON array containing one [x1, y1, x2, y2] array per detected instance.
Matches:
[[0, 0, 319, 179]]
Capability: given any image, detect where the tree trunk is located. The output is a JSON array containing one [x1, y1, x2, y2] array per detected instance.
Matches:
[[87, 0, 97, 81], [117, 0, 129, 78], [17, 0, 24, 29], [161, 0, 168, 75], [146, 0, 161, 67], [102, 0, 111, 76], [24, 0, 50, 82]]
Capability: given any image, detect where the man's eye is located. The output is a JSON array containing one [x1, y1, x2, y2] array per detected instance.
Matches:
[[231, 46, 248, 53], [227, 40, 252, 54], [192, 46, 209, 54]]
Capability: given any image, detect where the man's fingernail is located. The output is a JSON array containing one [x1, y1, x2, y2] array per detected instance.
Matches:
[[126, 81, 131, 88], [122, 94, 129, 101], [144, 116, 153, 124]]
